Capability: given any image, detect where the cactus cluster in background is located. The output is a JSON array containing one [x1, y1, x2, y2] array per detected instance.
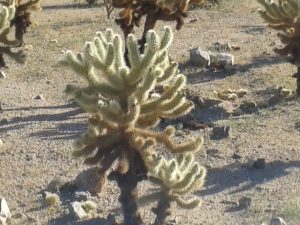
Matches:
[[0, 0, 41, 67], [258, 0, 300, 96], [0, 1, 24, 67], [59, 26, 205, 225], [11, 0, 41, 46], [112, 0, 217, 52]]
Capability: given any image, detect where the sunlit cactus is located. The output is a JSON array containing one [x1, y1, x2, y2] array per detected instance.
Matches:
[[144, 151, 206, 225], [59, 27, 205, 225]]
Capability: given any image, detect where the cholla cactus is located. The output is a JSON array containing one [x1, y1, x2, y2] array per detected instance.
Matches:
[[59, 27, 204, 225], [145, 151, 206, 225], [0, 1, 25, 67], [10, 0, 41, 46], [112, 0, 217, 53], [258, 0, 300, 95]]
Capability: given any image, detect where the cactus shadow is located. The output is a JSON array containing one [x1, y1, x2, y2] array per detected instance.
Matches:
[[43, 3, 103, 11], [240, 25, 267, 35], [30, 122, 86, 140], [48, 216, 113, 225], [180, 55, 285, 85], [0, 104, 85, 133], [180, 63, 233, 84], [199, 160, 300, 197], [233, 55, 286, 72]]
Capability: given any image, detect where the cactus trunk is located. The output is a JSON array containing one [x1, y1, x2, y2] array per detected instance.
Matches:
[[152, 191, 171, 225], [110, 148, 147, 225]]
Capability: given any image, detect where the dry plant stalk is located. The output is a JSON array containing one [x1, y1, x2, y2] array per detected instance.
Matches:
[[104, 0, 114, 19], [59, 26, 206, 225]]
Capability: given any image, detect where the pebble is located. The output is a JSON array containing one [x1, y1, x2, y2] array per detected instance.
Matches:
[[75, 167, 106, 195], [0, 198, 11, 225], [69, 201, 97, 220], [237, 196, 251, 210], [252, 158, 266, 169], [73, 191, 91, 202], [210, 126, 231, 140], [34, 95, 45, 101], [269, 217, 287, 225], [0, 72, 5, 79], [47, 177, 67, 193]]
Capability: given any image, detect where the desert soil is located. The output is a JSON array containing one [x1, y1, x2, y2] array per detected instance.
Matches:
[[0, 0, 300, 225]]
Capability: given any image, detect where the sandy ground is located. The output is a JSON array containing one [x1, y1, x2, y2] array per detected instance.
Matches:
[[0, 0, 300, 225]]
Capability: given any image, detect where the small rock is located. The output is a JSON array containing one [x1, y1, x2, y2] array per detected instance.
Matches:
[[73, 191, 91, 202], [47, 177, 73, 193], [34, 95, 45, 101], [210, 52, 234, 67], [0, 119, 8, 125], [49, 39, 58, 44], [237, 196, 251, 210], [269, 42, 276, 47], [232, 108, 243, 116], [75, 167, 106, 195], [189, 48, 234, 68], [188, 18, 198, 23], [232, 153, 242, 159], [189, 47, 211, 67], [240, 101, 258, 113], [210, 126, 231, 140], [0, 139, 3, 147], [0, 72, 6, 79], [175, 123, 183, 130], [252, 158, 266, 169], [279, 88, 293, 97], [43, 191, 60, 207], [269, 217, 287, 225], [0, 198, 11, 225], [69, 201, 97, 220]]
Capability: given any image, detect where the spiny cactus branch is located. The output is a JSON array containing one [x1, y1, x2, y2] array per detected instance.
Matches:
[[60, 27, 205, 224], [258, 0, 300, 95]]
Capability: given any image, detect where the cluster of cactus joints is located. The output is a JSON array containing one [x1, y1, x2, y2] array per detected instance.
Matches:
[[258, 0, 300, 96], [112, 0, 216, 53], [10, 0, 41, 47], [0, 1, 25, 67], [144, 151, 206, 225], [59, 26, 204, 225]]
